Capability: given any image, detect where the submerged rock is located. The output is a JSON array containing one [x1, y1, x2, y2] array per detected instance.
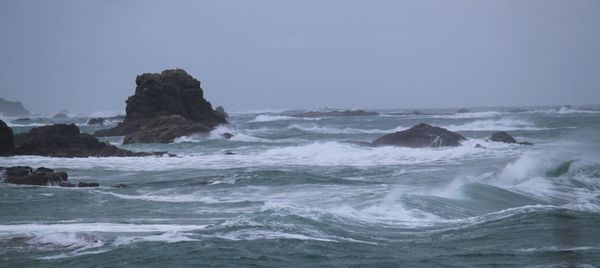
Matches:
[[0, 98, 30, 117], [489, 131, 533, 145], [95, 69, 227, 143], [0, 120, 14, 154], [87, 117, 106, 125], [6, 124, 164, 157], [372, 123, 466, 148], [1, 166, 100, 187], [293, 109, 379, 118]]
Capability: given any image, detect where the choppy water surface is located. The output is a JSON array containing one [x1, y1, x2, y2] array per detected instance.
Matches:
[[1, 107, 600, 267]]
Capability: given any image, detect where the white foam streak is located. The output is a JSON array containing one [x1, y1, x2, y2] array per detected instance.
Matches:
[[0, 223, 207, 233]]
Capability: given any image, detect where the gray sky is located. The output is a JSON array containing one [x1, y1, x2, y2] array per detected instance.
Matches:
[[1, 0, 599, 115]]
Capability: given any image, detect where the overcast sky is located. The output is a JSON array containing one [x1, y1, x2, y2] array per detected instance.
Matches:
[[0, 0, 599, 115]]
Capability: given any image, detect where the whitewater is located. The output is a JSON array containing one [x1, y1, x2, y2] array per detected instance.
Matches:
[[1, 107, 599, 267]]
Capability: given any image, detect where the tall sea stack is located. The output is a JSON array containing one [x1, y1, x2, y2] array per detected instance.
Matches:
[[95, 69, 227, 143]]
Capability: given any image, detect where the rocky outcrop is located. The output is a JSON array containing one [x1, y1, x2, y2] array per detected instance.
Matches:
[[87, 117, 106, 125], [372, 123, 466, 148], [5, 124, 164, 157], [0, 120, 14, 154], [95, 69, 227, 143], [293, 109, 379, 118], [0, 98, 30, 117], [456, 108, 470, 113], [122, 115, 213, 144], [1, 166, 97, 187], [489, 131, 533, 145]]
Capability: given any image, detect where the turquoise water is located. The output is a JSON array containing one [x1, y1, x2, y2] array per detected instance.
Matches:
[[1, 107, 600, 267]]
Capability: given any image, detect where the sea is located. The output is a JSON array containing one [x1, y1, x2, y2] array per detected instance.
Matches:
[[1, 106, 599, 267]]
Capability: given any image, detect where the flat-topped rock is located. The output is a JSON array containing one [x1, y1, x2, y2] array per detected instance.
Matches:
[[373, 123, 466, 148], [95, 69, 227, 143]]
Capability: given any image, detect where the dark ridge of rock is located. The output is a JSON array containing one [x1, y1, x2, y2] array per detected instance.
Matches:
[[52, 113, 69, 119], [372, 123, 466, 148], [77, 182, 100, 188], [293, 109, 379, 118], [1, 166, 66, 186], [388, 111, 433, 116], [87, 117, 106, 125], [0, 98, 30, 117], [0, 119, 14, 154], [107, 115, 125, 121], [13, 118, 32, 123], [490, 131, 518, 144], [95, 69, 227, 144], [6, 124, 164, 157], [489, 131, 534, 145], [456, 108, 470, 113], [1, 166, 100, 187], [122, 115, 213, 144]]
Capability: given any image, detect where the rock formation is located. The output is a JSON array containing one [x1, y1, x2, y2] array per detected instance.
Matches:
[[87, 117, 106, 125], [1, 166, 97, 187], [456, 108, 470, 113], [5, 124, 164, 157], [95, 69, 227, 143], [293, 109, 379, 118], [372, 123, 466, 148], [0, 98, 30, 117], [0, 119, 14, 154], [489, 131, 533, 145]]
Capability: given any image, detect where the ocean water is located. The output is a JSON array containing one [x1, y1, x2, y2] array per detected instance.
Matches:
[[1, 107, 600, 267]]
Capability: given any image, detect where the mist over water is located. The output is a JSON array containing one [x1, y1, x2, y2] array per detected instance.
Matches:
[[1, 106, 599, 267]]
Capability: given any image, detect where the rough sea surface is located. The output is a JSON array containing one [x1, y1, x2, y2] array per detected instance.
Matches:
[[1, 106, 599, 267]]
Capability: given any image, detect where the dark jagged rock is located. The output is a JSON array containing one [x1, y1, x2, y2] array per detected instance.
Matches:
[[1, 166, 66, 186], [0, 119, 14, 154], [122, 115, 213, 144], [457, 108, 470, 113], [87, 117, 106, 125], [215, 106, 229, 121], [489, 131, 534, 145], [95, 69, 227, 143], [0, 98, 30, 117], [372, 123, 466, 148], [293, 109, 379, 118], [6, 124, 164, 157], [1, 166, 100, 187]]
